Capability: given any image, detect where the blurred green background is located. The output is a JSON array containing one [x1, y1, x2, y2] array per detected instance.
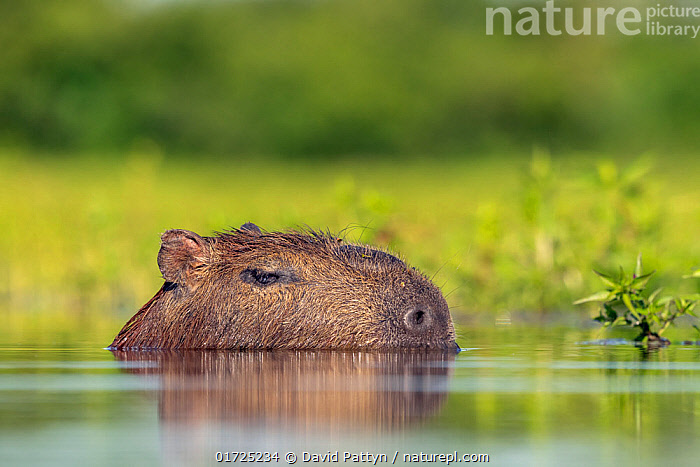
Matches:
[[1, 0, 699, 345]]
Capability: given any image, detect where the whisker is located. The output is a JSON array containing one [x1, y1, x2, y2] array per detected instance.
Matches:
[[444, 285, 464, 299], [430, 243, 472, 281], [357, 220, 373, 243], [338, 223, 364, 241]]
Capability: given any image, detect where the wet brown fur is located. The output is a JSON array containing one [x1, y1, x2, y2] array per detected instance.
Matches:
[[110, 226, 457, 350]]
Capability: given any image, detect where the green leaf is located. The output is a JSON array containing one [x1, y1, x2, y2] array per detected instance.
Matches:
[[593, 270, 618, 288], [674, 298, 686, 312], [631, 271, 655, 289], [574, 291, 611, 305], [635, 253, 643, 277], [657, 296, 674, 305], [648, 287, 664, 303], [622, 293, 636, 314], [680, 301, 697, 315], [611, 317, 628, 327]]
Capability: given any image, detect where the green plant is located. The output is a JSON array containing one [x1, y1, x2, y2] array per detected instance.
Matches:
[[575, 254, 700, 345]]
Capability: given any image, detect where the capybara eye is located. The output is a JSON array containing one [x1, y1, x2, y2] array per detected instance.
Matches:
[[255, 271, 278, 285], [240, 268, 282, 286]]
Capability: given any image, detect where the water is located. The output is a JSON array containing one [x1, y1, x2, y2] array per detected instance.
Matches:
[[2, 327, 700, 466]]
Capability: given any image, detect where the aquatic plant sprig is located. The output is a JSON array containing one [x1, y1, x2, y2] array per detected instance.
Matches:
[[575, 254, 700, 345]]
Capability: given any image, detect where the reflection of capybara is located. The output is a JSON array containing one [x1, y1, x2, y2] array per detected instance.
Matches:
[[112, 350, 455, 429], [110, 223, 457, 350]]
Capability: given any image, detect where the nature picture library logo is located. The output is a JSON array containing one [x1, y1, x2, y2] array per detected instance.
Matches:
[[485, 0, 700, 38]]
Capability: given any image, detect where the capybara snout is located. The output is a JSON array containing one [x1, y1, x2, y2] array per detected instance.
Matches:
[[110, 223, 458, 350]]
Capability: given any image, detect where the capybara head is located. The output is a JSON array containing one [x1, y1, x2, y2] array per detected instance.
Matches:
[[110, 223, 458, 350]]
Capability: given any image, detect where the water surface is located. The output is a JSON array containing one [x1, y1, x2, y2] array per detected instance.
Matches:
[[2, 327, 700, 466]]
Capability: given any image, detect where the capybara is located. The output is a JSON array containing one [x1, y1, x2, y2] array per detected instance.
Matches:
[[110, 223, 458, 350]]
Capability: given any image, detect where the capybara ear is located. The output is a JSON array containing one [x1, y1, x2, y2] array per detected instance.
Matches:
[[239, 222, 262, 235], [157, 229, 211, 285]]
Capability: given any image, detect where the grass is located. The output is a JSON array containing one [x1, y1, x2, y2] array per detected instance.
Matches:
[[1, 151, 699, 337]]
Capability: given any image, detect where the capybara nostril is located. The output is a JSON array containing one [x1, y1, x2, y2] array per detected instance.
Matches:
[[404, 307, 433, 334]]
